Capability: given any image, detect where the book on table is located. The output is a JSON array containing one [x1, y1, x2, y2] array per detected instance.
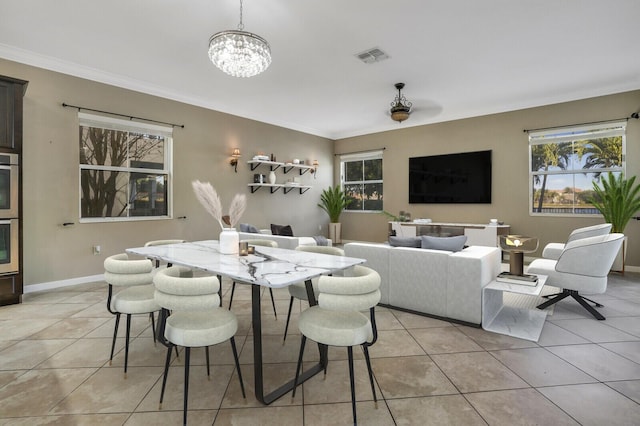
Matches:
[[496, 272, 539, 286]]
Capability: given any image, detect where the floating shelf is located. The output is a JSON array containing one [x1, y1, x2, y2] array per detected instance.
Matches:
[[247, 183, 311, 194], [248, 160, 314, 175]]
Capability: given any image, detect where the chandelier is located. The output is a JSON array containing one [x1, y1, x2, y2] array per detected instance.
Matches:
[[208, 0, 271, 78], [390, 83, 412, 123]]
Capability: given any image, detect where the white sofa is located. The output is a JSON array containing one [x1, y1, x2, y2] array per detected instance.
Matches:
[[344, 242, 501, 325], [238, 231, 331, 250]]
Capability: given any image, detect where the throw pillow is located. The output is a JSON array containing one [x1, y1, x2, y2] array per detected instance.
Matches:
[[240, 223, 260, 233], [420, 235, 467, 252], [388, 236, 421, 248], [271, 224, 294, 237]]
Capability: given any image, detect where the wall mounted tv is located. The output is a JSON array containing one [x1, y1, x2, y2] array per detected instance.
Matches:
[[409, 150, 492, 203]]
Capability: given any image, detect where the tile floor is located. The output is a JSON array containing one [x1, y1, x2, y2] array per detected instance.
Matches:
[[1, 272, 640, 425]]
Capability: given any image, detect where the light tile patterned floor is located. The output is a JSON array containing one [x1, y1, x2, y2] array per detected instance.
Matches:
[[1, 272, 640, 425]]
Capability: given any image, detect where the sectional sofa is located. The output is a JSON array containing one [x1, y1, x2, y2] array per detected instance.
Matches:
[[238, 231, 331, 250], [343, 242, 501, 325]]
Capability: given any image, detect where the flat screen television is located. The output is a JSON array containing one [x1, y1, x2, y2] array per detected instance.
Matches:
[[409, 150, 492, 203]]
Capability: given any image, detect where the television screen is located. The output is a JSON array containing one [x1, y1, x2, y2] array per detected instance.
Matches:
[[409, 150, 492, 203]]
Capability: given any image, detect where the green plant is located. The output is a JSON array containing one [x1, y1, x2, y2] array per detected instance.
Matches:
[[318, 185, 347, 223], [589, 173, 640, 233]]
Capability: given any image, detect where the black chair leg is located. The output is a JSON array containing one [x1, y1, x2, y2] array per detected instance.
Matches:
[[283, 296, 295, 343], [230, 337, 246, 398], [362, 344, 377, 404], [149, 312, 157, 345], [205, 346, 210, 378], [292, 335, 307, 400], [228, 282, 237, 310], [347, 346, 357, 426], [183, 347, 190, 426], [581, 295, 604, 307], [159, 344, 172, 408], [572, 293, 606, 320], [109, 313, 120, 366], [269, 288, 277, 319], [124, 314, 132, 377], [537, 290, 571, 310]]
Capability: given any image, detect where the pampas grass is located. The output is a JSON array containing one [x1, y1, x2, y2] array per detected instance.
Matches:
[[192, 180, 246, 230]]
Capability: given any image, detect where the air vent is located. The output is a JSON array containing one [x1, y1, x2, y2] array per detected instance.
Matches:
[[355, 47, 389, 64]]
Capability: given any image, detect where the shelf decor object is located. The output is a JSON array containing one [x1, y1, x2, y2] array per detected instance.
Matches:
[[208, 0, 271, 78]]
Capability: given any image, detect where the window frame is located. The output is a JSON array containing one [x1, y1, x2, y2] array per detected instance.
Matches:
[[340, 149, 384, 213], [528, 120, 626, 217], [78, 112, 173, 223]]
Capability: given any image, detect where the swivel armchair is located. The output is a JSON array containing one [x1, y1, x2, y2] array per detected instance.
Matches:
[[542, 223, 612, 260], [527, 233, 624, 320]]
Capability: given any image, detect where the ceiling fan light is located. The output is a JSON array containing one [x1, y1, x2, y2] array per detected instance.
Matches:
[[389, 82, 412, 123]]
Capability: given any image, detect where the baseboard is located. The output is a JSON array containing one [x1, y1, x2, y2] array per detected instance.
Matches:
[[24, 274, 105, 293]]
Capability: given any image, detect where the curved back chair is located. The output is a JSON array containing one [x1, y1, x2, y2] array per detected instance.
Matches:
[[228, 239, 279, 317], [527, 233, 624, 320], [154, 266, 245, 426], [542, 223, 612, 260], [283, 245, 345, 342], [292, 265, 381, 425], [144, 239, 186, 268], [104, 253, 158, 377]]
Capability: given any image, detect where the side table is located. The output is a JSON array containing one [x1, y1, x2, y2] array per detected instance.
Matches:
[[482, 274, 548, 342]]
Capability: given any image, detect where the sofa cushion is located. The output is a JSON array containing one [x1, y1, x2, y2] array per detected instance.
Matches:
[[421, 235, 467, 252], [388, 236, 421, 248], [271, 224, 294, 236], [239, 223, 260, 233]]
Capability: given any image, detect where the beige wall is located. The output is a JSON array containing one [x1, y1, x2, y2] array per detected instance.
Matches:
[[335, 90, 640, 267], [0, 59, 335, 287], [3, 57, 639, 287]]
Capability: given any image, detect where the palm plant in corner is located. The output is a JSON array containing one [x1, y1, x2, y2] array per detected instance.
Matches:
[[318, 185, 347, 244], [192, 180, 246, 255], [589, 172, 640, 272]]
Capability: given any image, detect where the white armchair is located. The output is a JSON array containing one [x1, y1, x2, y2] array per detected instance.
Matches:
[[527, 233, 624, 320], [542, 223, 612, 260]]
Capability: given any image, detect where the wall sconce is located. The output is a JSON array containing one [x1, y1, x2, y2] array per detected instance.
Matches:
[[230, 148, 241, 172], [310, 160, 319, 179]]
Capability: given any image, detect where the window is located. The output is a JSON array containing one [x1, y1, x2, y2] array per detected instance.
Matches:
[[341, 150, 383, 212], [529, 120, 625, 215], [79, 113, 173, 221]]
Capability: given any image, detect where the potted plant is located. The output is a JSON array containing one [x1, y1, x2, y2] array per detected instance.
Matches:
[[589, 172, 640, 272], [318, 185, 348, 243]]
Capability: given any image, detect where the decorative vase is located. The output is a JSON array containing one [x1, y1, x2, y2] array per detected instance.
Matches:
[[268, 170, 276, 185], [219, 228, 239, 255]]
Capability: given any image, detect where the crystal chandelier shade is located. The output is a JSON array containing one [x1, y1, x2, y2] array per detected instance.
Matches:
[[208, 0, 271, 78], [208, 30, 271, 78]]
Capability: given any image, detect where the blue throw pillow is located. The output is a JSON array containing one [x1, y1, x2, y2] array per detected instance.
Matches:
[[240, 223, 260, 233], [388, 236, 421, 247], [420, 235, 467, 252]]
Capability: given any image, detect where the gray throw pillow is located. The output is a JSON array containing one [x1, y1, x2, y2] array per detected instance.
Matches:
[[421, 235, 467, 252], [240, 223, 260, 233], [388, 236, 421, 248]]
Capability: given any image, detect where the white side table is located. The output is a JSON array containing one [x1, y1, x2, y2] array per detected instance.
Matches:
[[482, 274, 548, 342]]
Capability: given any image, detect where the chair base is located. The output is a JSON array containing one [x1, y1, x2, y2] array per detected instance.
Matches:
[[537, 289, 605, 320]]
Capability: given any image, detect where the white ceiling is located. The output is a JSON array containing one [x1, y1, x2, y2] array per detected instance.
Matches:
[[1, 0, 639, 139]]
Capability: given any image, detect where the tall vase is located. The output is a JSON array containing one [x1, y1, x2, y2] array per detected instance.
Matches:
[[268, 170, 276, 185], [219, 228, 239, 255]]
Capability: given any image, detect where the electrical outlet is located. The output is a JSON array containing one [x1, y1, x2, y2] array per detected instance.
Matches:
[[93, 245, 101, 255]]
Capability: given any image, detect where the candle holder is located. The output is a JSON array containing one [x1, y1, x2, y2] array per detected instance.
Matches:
[[239, 241, 249, 256], [248, 245, 255, 254]]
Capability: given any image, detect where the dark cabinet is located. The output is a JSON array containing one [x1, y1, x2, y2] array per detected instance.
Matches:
[[0, 76, 27, 150], [0, 75, 26, 306]]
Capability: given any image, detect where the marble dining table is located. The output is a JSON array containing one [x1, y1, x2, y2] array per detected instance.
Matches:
[[126, 240, 365, 405]]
